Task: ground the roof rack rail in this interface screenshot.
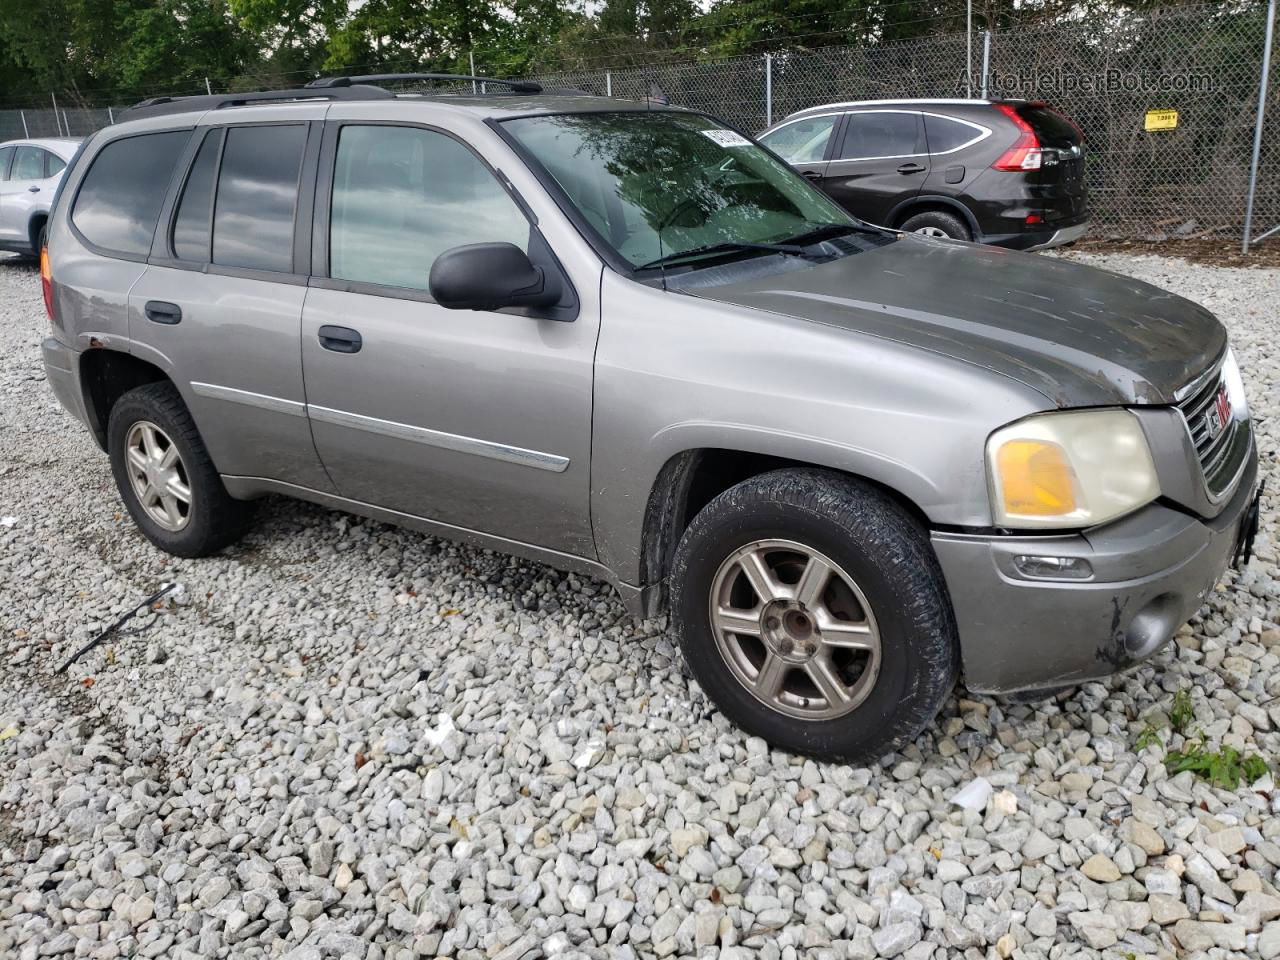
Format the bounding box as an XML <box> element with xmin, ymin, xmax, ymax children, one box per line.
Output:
<box><xmin>117</xmin><ymin>84</ymin><xmax>393</xmax><ymax>121</ymax></box>
<box><xmin>306</xmin><ymin>73</ymin><xmax>543</xmax><ymax>94</ymax></box>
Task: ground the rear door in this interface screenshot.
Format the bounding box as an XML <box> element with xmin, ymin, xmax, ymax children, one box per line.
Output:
<box><xmin>820</xmin><ymin>110</ymin><xmax>928</xmax><ymax>226</ymax></box>
<box><xmin>128</xmin><ymin>108</ymin><xmax>333</xmax><ymax>492</ymax></box>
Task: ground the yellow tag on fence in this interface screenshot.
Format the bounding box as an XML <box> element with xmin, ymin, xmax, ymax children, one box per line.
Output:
<box><xmin>1144</xmin><ymin>109</ymin><xmax>1178</xmax><ymax>131</ymax></box>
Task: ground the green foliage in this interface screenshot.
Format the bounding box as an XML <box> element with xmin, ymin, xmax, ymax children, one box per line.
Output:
<box><xmin>1134</xmin><ymin>720</ymin><xmax>1163</xmax><ymax>752</ymax></box>
<box><xmin>1169</xmin><ymin>689</ymin><xmax>1195</xmax><ymax>736</ymax></box>
<box><xmin>1165</xmin><ymin>740</ymin><xmax>1271</xmax><ymax>790</ymax></box>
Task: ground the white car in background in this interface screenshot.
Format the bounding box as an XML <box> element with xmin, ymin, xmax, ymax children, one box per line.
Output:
<box><xmin>0</xmin><ymin>138</ymin><xmax>81</xmax><ymax>257</ymax></box>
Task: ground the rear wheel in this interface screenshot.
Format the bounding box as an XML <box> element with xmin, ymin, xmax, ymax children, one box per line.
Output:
<box><xmin>107</xmin><ymin>382</ymin><xmax>254</xmax><ymax>557</ymax></box>
<box><xmin>670</xmin><ymin>469</ymin><xmax>959</xmax><ymax>763</ymax></box>
<box><xmin>901</xmin><ymin>210</ymin><xmax>971</xmax><ymax>241</ymax></box>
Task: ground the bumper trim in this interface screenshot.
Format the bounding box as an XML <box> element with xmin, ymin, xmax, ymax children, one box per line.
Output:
<box><xmin>1025</xmin><ymin>221</ymin><xmax>1090</xmax><ymax>251</ymax></box>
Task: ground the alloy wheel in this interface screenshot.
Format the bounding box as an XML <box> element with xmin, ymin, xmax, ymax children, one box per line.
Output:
<box><xmin>124</xmin><ymin>421</ymin><xmax>191</xmax><ymax>532</ymax></box>
<box><xmin>914</xmin><ymin>226</ymin><xmax>950</xmax><ymax>238</ymax></box>
<box><xmin>708</xmin><ymin>539</ymin><xmax>881</xmax><ymax>720</ymax></box>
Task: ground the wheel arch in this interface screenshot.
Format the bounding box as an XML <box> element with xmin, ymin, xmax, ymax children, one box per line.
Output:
<box><xmin>637</xmin><ymin>445</ymin><xmax>936</xmax><ymax>614</ymax></box>
<box><xmin>888</xmin><ymin>194</ymin><xmax>980</xmax><ymax>237</ymax></box>
<box><xmin>27</xmin><ymin>210</ymin><xmax>49</xmax><ymax>252</ymax></box>
<box><xmin>78</xmin><ymin>349</ymin><xmax>172</xmax><ymax>450</ymax></box>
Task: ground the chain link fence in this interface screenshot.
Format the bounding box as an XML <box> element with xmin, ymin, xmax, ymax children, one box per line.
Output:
<box><xmin>1</xmin><ymin>3</ymin><xmax>1273</xmax><ymax>244</ymax></box>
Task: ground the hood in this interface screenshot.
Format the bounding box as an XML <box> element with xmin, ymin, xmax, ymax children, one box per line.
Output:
<box><xmin>684</xmin><ymin>236</ymin><xmax>1226</xmax><ymax>406</ymax></box>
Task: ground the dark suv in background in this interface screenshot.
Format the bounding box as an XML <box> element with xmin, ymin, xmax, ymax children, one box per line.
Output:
<box><xmin>759</xmin><ymin>98</ymin><xmax>1088</xmax><ymax>250</ymax></box>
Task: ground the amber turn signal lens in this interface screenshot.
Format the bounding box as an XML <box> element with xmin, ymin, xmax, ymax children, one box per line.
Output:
<box><xmin>995</xmin><ymin>439</ymin><xmax>1077</xmax><ymax>516</ymax></box>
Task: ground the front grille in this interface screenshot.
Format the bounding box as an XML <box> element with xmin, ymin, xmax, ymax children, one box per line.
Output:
<box><xmin>1175</xmin><ymin>357</ymin><xmax>1247</xmax><ymax>497</ymax></box>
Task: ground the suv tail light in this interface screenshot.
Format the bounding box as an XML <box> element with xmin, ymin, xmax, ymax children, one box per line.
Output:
<box><xmin>992</xmin><ymin>104</ymin><xmax>1043</xmax><ymax>171</ymax></box>
<box><xmin>40</xmin><ymin>241</ymin><xmax>54</xmax><ymax>323</ymax></box>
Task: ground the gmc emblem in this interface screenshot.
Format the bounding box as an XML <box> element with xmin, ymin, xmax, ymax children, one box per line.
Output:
<box><xmin>1204</xmin><ymin>386</ymin><xmax>1232</xmax><ymax>439</ymax></box>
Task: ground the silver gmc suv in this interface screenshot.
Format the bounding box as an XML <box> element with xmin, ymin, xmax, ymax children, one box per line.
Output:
<box><xmin>41</xmin><ymin>75</ymin><xmax>1260</xmax><ymax>762</ymax></box>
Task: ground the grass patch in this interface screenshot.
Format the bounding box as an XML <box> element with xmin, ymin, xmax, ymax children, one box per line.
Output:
<box><xmin>1135</xmin><ymin>720</ymin><xmax>1164</xmax><ymax>751</ymax></box>
<box><xmin>1165</xmin><ymin>740</ymin><xmax>1270</xmax><ymax>790</ymax></box>
<box><xmin>1169</xmin><ymin>690</ymin><xmax>1196</xmax><ymax>736</ymax></box>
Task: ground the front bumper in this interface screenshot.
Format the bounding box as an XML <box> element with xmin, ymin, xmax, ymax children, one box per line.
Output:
<box><xmin>933</xmin><ymin>441</ymin><xmax>1259</xmax><ymax>694</ymax></box>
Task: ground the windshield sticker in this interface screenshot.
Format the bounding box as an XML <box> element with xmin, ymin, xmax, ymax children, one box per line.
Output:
<box><xmin>701</xmin><ymin>129</ymin><xmax>752</xmax><ymax>148</ymax></box>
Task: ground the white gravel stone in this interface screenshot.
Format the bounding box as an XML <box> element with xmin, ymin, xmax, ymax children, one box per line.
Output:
<box><xmin>1</xmin><ymin>251</ymin><xmax>1278</xmax><ymax>959</ymax></box>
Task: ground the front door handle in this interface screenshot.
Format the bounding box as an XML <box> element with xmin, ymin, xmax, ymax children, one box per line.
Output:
<box><xmin>897</xmin><ymin>163</ymin><xmax>926</xmax><ymax>175</ymax></box>
<box><xmin>318</xmin><ymin>325</ymin><xmax>362</xmax><ymax>354</ymax></box>
<box><xmin>27</xmin><ymin>185</ymin><xmax>40</xmax><ymax>193</ymax></box>
<box><xmin>144</xmin><ymin>300</ymin><xmax>182</xmax><ymax>324</ymax></box>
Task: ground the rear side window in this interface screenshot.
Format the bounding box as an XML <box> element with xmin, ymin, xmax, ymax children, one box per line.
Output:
<box><xmin>924</xmin><ymin>115</ymin><xmax>985</xmax><ymax>154</ymax></box>
<box><xmin>12</xmin><ymin>146</ymin><xmax>46</xmax><ymax>180</ymax></box>
<box><xmin>45</xmin><ymin>152</ymin><xmax>66</xmax><ymax>177</ymax></box>
<box><xmin>0</xmin><ymin>146</ymin><xmax>12</xmax><ymax>180</ymax></box>
<box><xmin>212</xmin><ymin>124</ymin><xmax>305</xmax><ymax>273</ymax></box>
<box><xmin>72</xmin><ymin>131</ymin><xmax>190</xmax><ymax>256</ymax></box>
<box><xmin>837</xmin><ymin>112</ymin><xmax>923</xmax><ymax>160</ymax></box>
<box><xmin>171</xmin><ymin>129</ymin><xmax>221</xmax><ymax>261</ymax></box>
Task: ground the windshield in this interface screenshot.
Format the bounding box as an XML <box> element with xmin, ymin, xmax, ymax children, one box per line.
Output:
<box><xmin>503</xmin><ymin>111</ymin><xmax>860</xmax><ymax>270</ymax></box>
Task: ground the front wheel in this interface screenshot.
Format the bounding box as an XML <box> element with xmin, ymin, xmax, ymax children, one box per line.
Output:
<box><xmin>670</xmin><ymin>469</ymin><xmax>958</xmax><ymax>763</ymax></box>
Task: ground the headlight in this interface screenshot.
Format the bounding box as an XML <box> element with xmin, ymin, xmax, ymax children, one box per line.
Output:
<box><xmin>1222</xmin><ymin>347</ymin><xmax>1248</xmax><ymax>421</ymax></box>
<box><xmin>987</xmin><ymin>409</ymin><xmax>1159</xmax><ymax>528</ymax></box>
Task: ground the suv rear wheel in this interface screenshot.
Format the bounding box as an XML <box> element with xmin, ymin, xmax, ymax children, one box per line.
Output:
<box><xmin>670</xmin><ymin>469</ymin><xmax>958</xmax><ymax>763</ymax></box>
<box><xmin>107</xmin><ymin>382</ymin><xmax>254</xmax><ymax>557</ymax></box>
<box><xmin>901</xmin><ymin>209</ymin><xmax>971</xmax><ymax>241</ymax></box>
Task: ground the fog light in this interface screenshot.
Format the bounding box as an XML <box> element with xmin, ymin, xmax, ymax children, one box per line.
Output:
<box><xmin>1012</xmin><ymin>555</ymin><xmax>1093</xmax><ymax>580</ymax></box>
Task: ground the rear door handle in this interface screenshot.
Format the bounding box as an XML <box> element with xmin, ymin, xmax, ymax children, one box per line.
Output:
<box><xmin>27</xmin><ymin>186</ymin><xmax>40</xmax><ymax>193</ymax></box>
<box><xmin>897</xmin><ymin>163</ymin><xmax>926</xmax><ymax>175</ymax></box>
<box><xmin>144</xmin><ymin>300</ymin><xmax>182</xmax><ymax>324</ymax></box>
<box><xmin>318</xmin><ymin>325</ymin><xmax>362</xmax><ymax>354</ymax></box>
<box><xmin>801</xmin><ymin>170</ymin><xmax>823</xmax><ymax>181</ymax></box>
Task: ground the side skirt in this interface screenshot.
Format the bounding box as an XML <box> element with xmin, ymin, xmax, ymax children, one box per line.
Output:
<box><xmin>220</xmin><ymin>474</ymin><xmax>654</xmax><ymax>617</ymax></box>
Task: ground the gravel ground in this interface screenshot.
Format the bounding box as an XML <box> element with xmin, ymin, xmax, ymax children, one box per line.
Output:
<box><xmin>1</xmin><ymin>250</ymin><xmax>1279</xmax><ymax>960</ymax></box>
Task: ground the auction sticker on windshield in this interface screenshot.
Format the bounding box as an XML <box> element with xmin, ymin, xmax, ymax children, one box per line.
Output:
<box><xmin>701</xmin><ymin>129</ymin><xmax>752</xmax><ymax>147</ymax></box>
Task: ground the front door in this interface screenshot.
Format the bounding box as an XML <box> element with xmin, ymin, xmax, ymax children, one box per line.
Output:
<box><xmin>300</xmin><ymin>119</ymin><xmax>598</xmax><ymax>558</ymax></box>
<box><xmin>820</xmin><ymin>110</ymin><xmax>929</xmax><ymax>227</ymax></box>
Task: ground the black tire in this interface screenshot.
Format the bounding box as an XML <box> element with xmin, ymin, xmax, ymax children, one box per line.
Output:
<box><xmin>107</xmin><ymin>381</ymin><xmax>254</xmax><ymax>557</ymax></box>
<box><xmin>900</xmin><ymin>209</ymin><xmax>971</xmax><ymax>241</ymax></box>
<box><xmin>670</xmin><ymin>469</ymin><xmax>958</xmax><ymax>763</ymax></box>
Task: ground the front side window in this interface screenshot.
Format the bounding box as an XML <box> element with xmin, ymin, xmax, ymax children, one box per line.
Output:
<box><xmin>837</xmin><ymin>112</ymin><xmax>923</xmax><ymax>160</ymax></box>
<box><xmin>213</xmin><ymin>124</ymin><xmax>306</xmax><ymax>273</ymax></box>
<box><xmin>504</xmin><ymin>111</ymin><xmax>856</xmax><ymax>269</ymax></box>
<box><xmin>760</xmin><ymin>115</ymin><xmax>837</xmax><ymax>164</ymax></box>
<box><xmin>329</xmin><ymin>125</ymin><xmax>529</xmax><ymax>291</ymax></box>
<box><xmin>72</xmin><ymin>130</ymin><xmax>190</xmax><ymax>256</ymax></box>
<box><xmin>12</xmin><ymin>146</ymin><xmax>47</xmax><ymax>180</ymax></box>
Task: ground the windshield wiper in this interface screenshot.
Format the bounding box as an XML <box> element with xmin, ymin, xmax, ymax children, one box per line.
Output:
<box><xmin>784</xmin><ymin>220</ymin><xmax>892</xmax><ymax>245</ymax></box>
<box><xmin>636</xmin><ymin>240</ymin><xmax>814</xmax><ymax>272</ymax></box>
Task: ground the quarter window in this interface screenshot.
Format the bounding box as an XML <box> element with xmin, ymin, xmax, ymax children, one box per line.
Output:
<box><xmin>45</xmin><ymin>152</ymin><xmax>66</xmax><ymax>177</ymax></box>
<box><xmin>761</xmin><ymin>115</ymin><xmax>837</xmax><ymax>164</ymax></box>
<box><xmin>0</xmin><ymin>146</ymin><xmax>13</xmax><ymax>180</ymax></box>
<box><xmin>72</xmin><ymin>130</ymin><xmax>190</xmax><ymax>256</ymax></box>
<box><xmin>12</xmin><ymin>146</ymin><xmax>47</xmax><ymax>180</ymax></box>
<box><xmin>837</xmin><ymin>112</ymin><xmax>923</xmax><ymax>160</ymax></box>
<box><xmin>329</xmin><ymin>125</ymin><xmax>529</xmax><ymax>291</ymax></box>
<box><xmin>212</xmin><ymin>124</ymin><xmax>306</xmax><ymax>273</ymax></box>
<box><xmin>924</xmin><ymin>115</ymin><xmax>984</xmax><ymax>154</ymax></box>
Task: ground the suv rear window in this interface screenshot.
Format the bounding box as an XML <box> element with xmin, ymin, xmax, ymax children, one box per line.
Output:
<box><xmin>837</xmin><ymin>112</ymin><xmax>923</xmax><ymax>160</ymax></box>
<box><xmin>212</xmin><ymin>124</ymin><xmax>305</xmax><ymax>273</ymax></box>
<box><xmin>1016</xmin><ymin>105</ymin><xmax>1081</xmax><ymax>147</ymax></box>
<box><xmin>72</xmin><ymin>131</ymin><xmax>190</xmax><ymax>256</ymax></box>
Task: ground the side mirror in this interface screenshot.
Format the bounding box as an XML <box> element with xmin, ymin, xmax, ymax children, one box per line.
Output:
<box><xmin>428</xmin><ymin>242</ymin><xmax>560</xmax><ymax>312</ymax></box>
